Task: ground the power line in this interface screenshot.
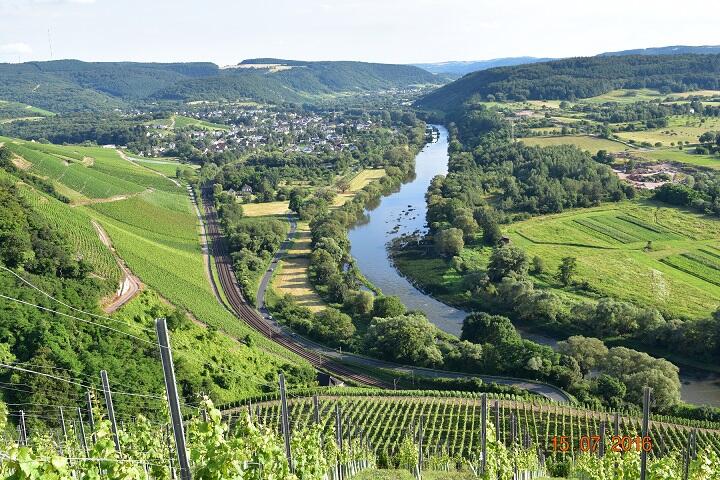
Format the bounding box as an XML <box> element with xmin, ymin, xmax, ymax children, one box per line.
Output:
<box><xmin>0</xmin><ymin>362</ymin><xmax>91</xmax><ymax>389</ymax></box>
<box><xmin>0</xmin><ymin>265</ymin><xmax>155</xmax><ymax>334</ymax></box>
<box><xmin>0</xmin><ymin>294</ymin><xmax>156</xmax><ymax>347</ymax></box>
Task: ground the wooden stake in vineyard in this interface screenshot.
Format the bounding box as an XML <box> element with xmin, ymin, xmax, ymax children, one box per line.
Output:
<box><xmin>640</xmin><ymin>386</ymin><xmax>651</xmax><ymax>480</ymax></box>
<box><xmin>278</xmin><ymin>372</ymin><xmax>293</xmax><ymax>472</ymax></box>
<box><xmin>156</xmin><ymin>318</ymin><xmax>192</xmax><ymax>480</ymax></box>
<box><xmin>100</xmin><ymin>370</ymin><xmax>121</xmax><ymax>453</ymax></box>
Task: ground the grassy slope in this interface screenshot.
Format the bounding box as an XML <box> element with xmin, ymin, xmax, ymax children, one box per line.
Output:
<box><xmin>397</xmin><ymin>201</ymin><xmax>720</xmax><ymax>320</ymax></box>
<box><xmin>519</xmin><ymin>136</ymin><xmax>631</xmax><ymax>154</ymax></box>
<box><xmin>2</xmin><ymin>138</ymin><xmax>313</xmax><ymax>398</ymax></box>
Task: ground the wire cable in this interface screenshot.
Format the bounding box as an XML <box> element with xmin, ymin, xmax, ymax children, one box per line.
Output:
<box><xmin>0</xmin><ymin>294</ymin><xmax>156</xmax><ymax>347</ymax></box>
<box><xmin>0</xmin><ymin>265</ymin><xmax>155</xmax><ymax>334</ymax></box>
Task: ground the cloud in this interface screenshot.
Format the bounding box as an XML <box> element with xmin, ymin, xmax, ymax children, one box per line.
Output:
<box><xmin>0</xmin><ymin>42</ymin><xmax>32</xmax><ymax>55</ymax></box>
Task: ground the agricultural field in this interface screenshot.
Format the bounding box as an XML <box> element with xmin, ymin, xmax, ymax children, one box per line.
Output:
<box><xmin>273</xmin><ymin>222</ymin><xmax>326</xmax><ymax>312</ymax></box>
<box><xmin>173</xmin><ymin>114</ymin><xmax>230</xmax><ymax>131</ymax></box>
<box><xmin>519</xmin><ymin>136</ymin><xmax>631</xmax><ymax>154</ymax></box>
<box><xmin>238</xmin><ymin>393</ymin><xmax>720</xmax><ymax>459</ymax></box>
<box><xmin>333</xmin><ymin>168</ymin><xmax>386</xmax><ymax>206</ymax></box>
<box><xmin>636</xmin><ymin>148</ymin><xmax>720</xmax><ymax>169</ymax></box>
<box><xmin>76</xmin><ymin>186</ymin><xmax>307</xmax><ymax>371</ymax></box>
<box><xmin>242</xmin><ymin>200</ymin><xmax>290</xmax><ymax>217</ymax></box>
<box><xmin>119</xmin><ymin>150</ymin><xmax>191</xmax><ymax>177</ymax></box>
<box><xmin>0</xmin><ymin>137</ymin><xmax>182</xmax><ymax>201</ymax></box>
<box><xmin>397</xmin><ymin>201</ymin><xmax>720</xmax><ymax>320</ymax></box>
<box><xmin>506</xmin><ymin>202</ymin><xmax>720</xmax><ymax>318</ymax></box>
<box><xmin>578</xmin><ymin>89</ymin><xmax>670</xmax><ymax>105</ymax></box>
<box><xmin>615</xmin><ymin>115</ymin><xmax>720</xmax><ymax>146</ymax></box>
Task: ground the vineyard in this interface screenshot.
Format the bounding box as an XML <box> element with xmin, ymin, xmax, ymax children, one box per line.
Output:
<box><xmin>0</xmin><ymin>137</ymin><xmax>181</xmax><ymax>201</ymax></box>
<box><xmin>233</xmin><ymin>393</ymin><xmax>720</xmax><ymax>461</ymax></box>
<box><xmin>2</xmin><ymin>387</ymin><xmax>720</xmax><ymax>479</ymax></box>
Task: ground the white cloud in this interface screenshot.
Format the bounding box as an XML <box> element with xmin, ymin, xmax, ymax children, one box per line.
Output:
<box><xmin>0</xmin><ymin>42</ymin><xmax>32</xmax><ymax>55</ymax></box>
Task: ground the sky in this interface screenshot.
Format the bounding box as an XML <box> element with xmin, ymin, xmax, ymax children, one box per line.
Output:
<box><xmin>1</xmin><ymin>0</ymin><xmax>720</xmax><ymax>65</ymax></box>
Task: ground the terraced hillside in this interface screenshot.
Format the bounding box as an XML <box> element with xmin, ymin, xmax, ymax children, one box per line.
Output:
<box><xmin>0</xmin><ymin>137</ymin><xmax>316</xmax><ymax>402</ymax></box>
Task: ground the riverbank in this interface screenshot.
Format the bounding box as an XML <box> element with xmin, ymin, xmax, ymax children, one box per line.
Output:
<box><xmin>348</xmin><ymin>125</ymin><xmax>720</xmax><ymax>408</ymax></box>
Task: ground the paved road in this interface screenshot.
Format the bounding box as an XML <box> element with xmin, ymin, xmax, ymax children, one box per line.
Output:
<box><xmin>252</xmin><ymin>214</ymin><xmax>571</xmax><ymax>403</ymax></box>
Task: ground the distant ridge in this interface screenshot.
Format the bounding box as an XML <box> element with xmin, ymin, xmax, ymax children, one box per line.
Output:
<box><xmin>0</xmin><ymin>58</ymin><xmax>443</xmax><ymax>113</ymax></box>
<box><xmin>417</xmin><ymin>53</ymin><xmax>720</xmax><ymax>112</ymax></box>
<box><xmin>412</xmin><ymin>57</ymin><xmax>555</xmax><ymax>76</ymax></box>
<box><xmin>599</xmin><ymin>45</ymin><xmax>720</xmax><ymax>56</ymax></box>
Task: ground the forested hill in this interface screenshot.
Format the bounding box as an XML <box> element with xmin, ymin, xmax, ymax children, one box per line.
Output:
<box><xmin>0</xmin><ymin>59</ymin><xmax>442</xmax><ymax>113</ymax></box>
<box><xmin>417</xmin><ymin>54</ymin><xmax>720</xmax><ymax>112</ymax></box>
<box><xmin>599</xmin><ymin>45</ymin><xmax>720</xmax><ymax>56</ymax></box>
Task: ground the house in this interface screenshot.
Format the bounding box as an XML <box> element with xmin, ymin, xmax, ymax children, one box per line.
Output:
<box><xmin>240</xmin><ymin>184</ymin><xmax>253</xmax><ymax>195</ymax></box>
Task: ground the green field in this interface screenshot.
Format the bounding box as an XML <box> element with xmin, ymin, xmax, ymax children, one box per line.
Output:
<box><xmin>519</xmin><ymin>136</ymin><xmax>631</xmax><ymax>154</ymax></box>
<box><xmin>1</xmin><ymin>137</ymin><xmax>181</xmax><ymax>200</ymax></box>
<box><xmin>579</xmin><ymin>89</ymin><xmax>671</xmax><ymax>105</ymax></box>
<box><xmin>173</xmin><ymin>114</ymin><xmax>230</xmax><ymax>131</ymax></box>
<box><xmin>615</xmin><ymin>115</ymin><xmax>720</xmax><ymax>146</ymax></box>
<box><xmin>397</xmin><ymin>202</ymin><xmax>720</xmax><ymax>320</ymax></box>
<box><xmin>637</xmin><ymin>148</ymin><xmax>720</xmax><ymax>169</ymax></box>
<box><xmin>1</xmin><ymin>137</ymin><xmax>313</xmax><ymax>399</ymax></box>
<box><xmin>505</xmin><ymin>202</ymin><xmax>720</xmax><ymax>318</ymax></box>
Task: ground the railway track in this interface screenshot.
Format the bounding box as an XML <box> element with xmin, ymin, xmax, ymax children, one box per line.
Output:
<box><xmin>200</xmin><ymin>186</ymin><xmax>388</xmax><ymax>388</ymax></box>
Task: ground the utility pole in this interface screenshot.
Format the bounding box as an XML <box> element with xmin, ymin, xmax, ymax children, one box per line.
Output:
<box><xmin>279</xmin><ymin>373</ymin><xmax>293</xmax><ymax>472</ymax></box>
<box><xmin>156</xmin><ymin>318</ymin><xmax>192</xmax><ymax>480</ymax></box>
<box><xmin>100</xmin><ymin>370</ymin><xmax>121</xmax><ymax>453</ymax></box>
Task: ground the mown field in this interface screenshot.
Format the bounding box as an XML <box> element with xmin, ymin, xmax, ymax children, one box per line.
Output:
<box><xmin>272</xmin><ymin>222</ymin><xmax>325</xmax><ymax>312</ymax></box>
<box><xmin>519</xmin><ymin>136</ymin><xmax>630</xmax><ymax>154</ymax></box>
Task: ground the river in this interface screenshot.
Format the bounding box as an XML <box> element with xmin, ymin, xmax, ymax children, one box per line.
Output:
<box><xmin>348</xmin><ymin>124</ymin><xmax>720</xmax><ymax>407</ymax></box>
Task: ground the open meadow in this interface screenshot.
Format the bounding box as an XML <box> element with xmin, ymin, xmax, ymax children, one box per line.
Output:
<box><xmin>615</xmin><ymin>115</ymin><xmax>720</xmax><ymax>146</ymax></box>
<box><xmin>272</xmin><ymin>222</ymin><xmax>326</xmax><ymax>312</ymax></box>
<box><xmin>519</xmin><ymin>135</ymin><xmax>631</xmax><ymax>154</ymax></box>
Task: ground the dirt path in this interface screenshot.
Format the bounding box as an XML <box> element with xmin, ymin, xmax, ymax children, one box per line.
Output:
<box><xmin>92</xmin><ymin>220</ymin><xmax>143</xmax><ymax>313</ymax></box>
<box><xmin>115</xmin><ymin>149</ymin><xmax>181</xmax><ymax>187</ymax></box>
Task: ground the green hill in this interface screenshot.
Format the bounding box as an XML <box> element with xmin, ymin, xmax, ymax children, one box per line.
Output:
<box><xmin>417</xmin><ymin>54</ymin><xmax>720</xmax><ymax>112</ymax></box>
<box><xmin>0</xmin><ymin>59</ymin><xmax>442</xmax><ymax>112</ymax></box>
